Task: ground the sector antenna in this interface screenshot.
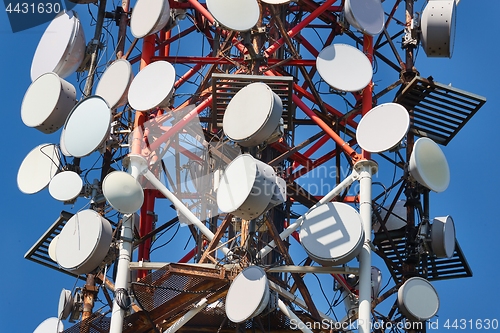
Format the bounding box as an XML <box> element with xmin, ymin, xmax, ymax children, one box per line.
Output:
<box><xmin>19</xmin><ymin>1</ymin><xmax>485</xmax><ymax>333</ymax></box>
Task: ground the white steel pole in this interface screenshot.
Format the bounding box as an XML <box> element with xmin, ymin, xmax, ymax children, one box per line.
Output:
<box><xmin>258</xmin><ymin>170</ymin><xmax>359</xmax><ymax>258</ymax></box>
<box><xmin>277</xmin><ymin>299</ymin><xmax>314</xmax><ymax>333</ymax></box>
<box><xmin>128</xmin><ymin>154</ymin><xmax>231</xmax><ymax>256</ymax></box>
<box><xmin>109</xmin><ymin>214</ymin><xmax>135</xmax><ymax>333</ymax></box>
<box><xmin>164</xmin><ymin>298</ymin><xmax>208</xmax><ymax>333</ymax></box>
<box><xmin>355</xmin><ymin>160</ymin><xmax>378</xmax><ymax>333</ymax></box>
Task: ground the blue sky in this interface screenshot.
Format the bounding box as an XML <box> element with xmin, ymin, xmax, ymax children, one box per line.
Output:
<box><xmin>1</xmin><ymin>1</ymin><xmax>499</xmax><ymax>332</ymax></box>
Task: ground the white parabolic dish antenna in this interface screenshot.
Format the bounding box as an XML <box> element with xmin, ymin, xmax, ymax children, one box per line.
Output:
<box><xmin>31</xmin><ymin>11</ymin><xmax>86</xmax><ymax>81</ymax></box>
<box><xmin>55</xmin><ymin>209</ymin><xmax>113</xmax><ymax>275</ymax></box>
<box><xmin>48</xmin><ymin>234</ymin><xmax>60</xmax><ymax>262</ymax></box>
<box><xmin>398</xmin><ymin>277</ymin><xmax>439</xmax><ymax>322</ymax></box>
<box><xmin>62</xmin><ymin>96</ymin><xmax>112</xmax><ymax>158</ymax></box>
<box><xmin>344</xmin><ymin>0</ymin><xmax>385</xmax><ymax>36</ymax></box>
<box><xmin>206</xmin><ymin>0</ymin><xmax>260</xmax><ymax>32</ymax></box>
<box><xmin>17</xmin><ymin>144</ymin><xmax>60</xmax><ymax>194</ymax></box>
<box><xmin>217</xmin><ymin>154</ymin><xmax>276</xmax><ymax>220</ymax></box>
<box><xmin>95</xmin><ymin>59</ymin><xmax>134</xmax><ymax>109</ymax></box>
<box><xmin>421</xmin><ymin>0</ymin><xmax>456</xmax><ymax>57</ymax></box>
<box><xmin>49</xmin><ymin>171</ymin><xmax>83</xmax><ymax>202</ymax></box>
<box><xmin>130</xmin><ymin>0</ymin><xmax>171</xmax><ymax>38</ymax></box>
<box><xmin>102</xmin><ymin>171</ymin><xmax>144</xmax><ymax>214</ymax></box>
<box><xmin>58</xmin><ymin>289</ymin><xmax>74</xmax><ymax>320</ymax></box>
<box><xmin>128</xmin><ymin>60</ymin><xmax>176</xmax><ymax>111</ymax></box>
<box><xmin>299</xmin><ymin>202</ymin><xmax>364</xmax><ymax>265</ymax></box>
<box><xmin>431</xmin><ymin>215</ymin><xmax>455</xmax><ymax>258</ymax></box>
<box><xmin>409</xmin><ymin>137</ymin><xmax>450</xmax><ymax>193</ymax></box>
<box><xmin>21</xmin><ymin>72</ymin><xmax>76</xmax><ymax>134</ymax></box>
<box><xmin>223</xmin><ymin>82</ymin><xmax>283</xmax><ymax>147</ymax></box>
<box><xmin>316</xmin><ymin>44</ymin><xmax>373</xmax><ymax>92</ymax></box>
<box><xmin>32</xmin><ymin>317</ymin><xmax>64</xmax><ymax>333</ymax></box>
<box><xmin>225</xmin><ymin>266</ymin><xmax>270</xmax><ymax>323</ymax></box>
<box><xmin>356</xmin><ymin>103</ymin><xmax>410</xmax><ymax>153</ymax></box>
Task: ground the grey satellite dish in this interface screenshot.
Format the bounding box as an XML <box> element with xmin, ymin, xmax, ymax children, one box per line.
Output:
<box><xmin>225</xmin><ymin>266</ymin><xmax>270</xmax><ymax>323</ymax></box>
<box><xmin>58</xmin><ymin>289</ymin><xmax>74</xmax><ymax>320</ymax></box>
<box><xmin>409</xmin><ymin>137</ymin><xmax>450</xmax><ymax>193</ymax></box>
<box><xmin>128</xmin><ymin>60</ymin><xmax>176</xmax><ymax>111</ymax></box>
<box><xmin>206</xmin><ymin>0</ymin><xmax>260</xmax><ymax>32</ymax></box>
<box><xmin>398</xmin><ymin>277</ymin><xmax>439</xmax><ymax>322</ymax></box>
<box><xmin>316</xmin><ymin>44</ymin><xmax>373</xmax><ymax>92</ymax></box>
<box><xmin>373</xmin><ymin>200</ymin><xmax>407</xmax><ymax>233</ymax></box>
<box><xmin>223</xmin><ymin>82</ymin><xmax>283</xmax><ymax>147</ymax></box>
<box><xmin>21</xmin><ymin>72</ymin><xmax>76</xmax><ymax>134</ymax></box>
<box><xmin>344</xmin><ymin>0</ymin><xmax>385</xmax><ymax>36</ymax></box>
<box><xmin>17</xmin><ymin>144</ymin><xmax>60</xmax><ymax>194</ymax></box>
<box><xmin>217</xmin><ymin>154</ymin><xmax>277</xmax><ymax>220</ymax></box>
<box><xmin>49</xmin><ymin>171</ymin><xmax>83</xmax><ymax>202</ymax></box>
<box><xmin>130</xmin><ymin>0</ymin><xmax>171</xmax><ymax>38</ymax></box>
<box><xmin>421</xmin><ymin>0</ymin><xmax>457</xmax><ymax>57</ymax></box>
<box><xmin>32</xmin><ymin>317</ymin><xmax>64</xmax><ymax>333</ymax></box>
<box><xmin>102</xmin><ymin>171</ymin><xmax>144</xmax><ymax>214</ymax></box>
<box><xmin>356</xmin><ymin>103</ymin><xmax>410</xmax><ymax>153</ymax></box>
<box><xmin>299</xmin><ymin>202</ymin><xmax>364</xmax><ymax>265</ymax></box>
<box><xmin>55</xmin><ymin>209</ymin><xmax>113</xmax><ymax>275</ymax></box>
<box><xmin>95</xmin><ymin>59</ymin><xmax>134</xmax><ymax>109</ymax></box>
<box><xmin>31</xmin><ymin>11</ymin><xmax>86</xmax><ymax>81</ymax></box>
<box><xmin>431</xmin><ymin>215</ymin><xmax>455</xmax><ymax>258</ymax></box>
<box><xmin>62</xmin><ymin>96</ymin><xmax>112</xmax><ymax>158</ymax></box>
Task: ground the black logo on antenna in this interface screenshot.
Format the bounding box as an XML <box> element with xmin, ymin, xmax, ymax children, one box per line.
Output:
<box><xmin>3</xmin><ymin>0</ymin><xmax>77</xmax><ymax>33</ymax></box>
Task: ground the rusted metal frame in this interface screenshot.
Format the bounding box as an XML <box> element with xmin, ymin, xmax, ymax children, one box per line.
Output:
<box><xmin>381</xmin><ymin>28</ymin><xmax>405</xmax><ymax>69</ymax></box>
<box><xmin>268</xmin><ymin>131</ymin><xmax>325</xmax><ymax>166</ymax></box>
<box><xmin>148</xmin><ymin>281</ymin><xmax>228</xmax><ymax>325</ymax></box>
<box><xmin>373</xmin><ymin>78</ymin><xmax>403</xmax><ymax>102</ymax></box>
<box><xmin>289</xmin><ymin>257</ymin><xmax>313</xmax><ymax>294</ymax></box>
<box><xmin>264</xmin><ymin>0</ymin><xmax>338</xmax><ymax>58</ymax></box>
<box><xmin>115</xmin><ymin>0</ymin><xmax>129</xmax><ymax>58</ymax></box>
<box><xmin>157</xmin><ymin>289</ymin><xmax>230</xmax><ymax>332</ymax></box>
<box><xmin>199</xmin><ymin>214</ymin><xmax>233</xmax><ymax>264</ymax></box>
<box><xmin>126</xmin><ymin>280</ymin><xmax>228</xmax><ymax>333</ymax></box>
<box><xmin>263</xmin><ymin>218</ymin><xmax>321</xmax><ymax>320</ymax></box>
<box><xmin>289</xmin><ymin>139</ymin><xmax>355</xmax><ymax>182</ymax></box>
<box><xmin>376</xmin><ymin>29</ymin><xmax>405</xmax><ymax>50</ymax></box>
<box><xmin>168</xmin><ymin>263</ymin><xmax>226</xmax><ymax>280</ymax></box>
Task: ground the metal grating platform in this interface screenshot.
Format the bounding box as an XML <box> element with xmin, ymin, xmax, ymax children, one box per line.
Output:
<box><xmin>395</xmin><ymin>76</ymin><xmax>486</xmax><ymax>145</ymax></box>
<box><xmin>211</xmin><ymin>73</ymin><xmax>295</xmax><ymax>131</ymax></box>
<box><xmin>373</xmin><ymin>229</ymin><xmax>473</xmax><ymax>283</ymax></box>
<box><xmin>24</xmin><ymin>211</ymin><xmax>80</xmax><ymax>278</ymax></box>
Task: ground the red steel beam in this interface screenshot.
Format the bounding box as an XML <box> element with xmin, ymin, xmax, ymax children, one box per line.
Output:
<box><xmin>264</xmin><ymin>0</ymin><xmax>338</xmax><ymax>58</ymax></box>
